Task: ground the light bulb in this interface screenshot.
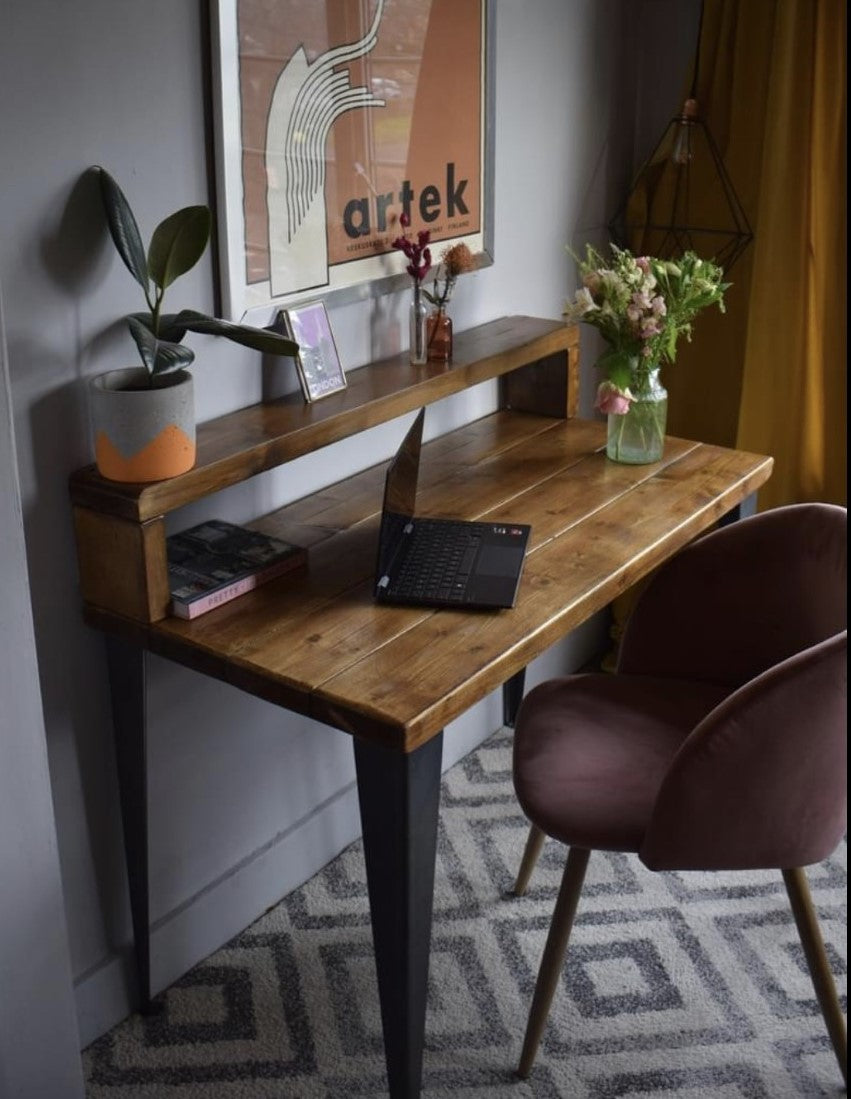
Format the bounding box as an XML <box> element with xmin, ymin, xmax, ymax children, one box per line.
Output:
<box><xmin>671</xmin><ymin>99</ymin><xmax>698</xmax><ymax>166</ymax></box>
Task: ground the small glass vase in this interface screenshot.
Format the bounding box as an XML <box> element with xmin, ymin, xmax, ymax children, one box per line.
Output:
<box><xmin>426</xmin><ymin>308</ymin><xmax>453</xmax><ymax>363</ymax></box>
<box><xmin>606</xmin><ymin>366</ymin><xmax>668</xmax><ymax>464</ymax></box>
<box><xmin>409</xmin><ymin>286</ymin><xmax>428</xmax><ymax>365</ymax></box>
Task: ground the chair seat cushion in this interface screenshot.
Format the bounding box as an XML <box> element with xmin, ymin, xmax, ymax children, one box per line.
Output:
<box><xmin>513</xmin><ymin>674</ymin><xmax>730</xmax><ymax>852</ymax></box>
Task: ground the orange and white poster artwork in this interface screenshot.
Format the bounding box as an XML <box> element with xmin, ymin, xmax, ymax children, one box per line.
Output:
<box><xmin>213</xmin><ymin>0</ymin><xmax>490</xmax><ymax>320</ymax></box>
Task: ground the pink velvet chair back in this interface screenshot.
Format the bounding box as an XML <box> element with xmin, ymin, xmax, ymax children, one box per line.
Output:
<box><xmin>618</xmin><ymin>503</ymin><xmax>847</xmax><ymax>689</ymax></box>
<box><xmin>621</xmin><ymin>503</ymin><xmax>847</xmax><ymax>872</ymax></box>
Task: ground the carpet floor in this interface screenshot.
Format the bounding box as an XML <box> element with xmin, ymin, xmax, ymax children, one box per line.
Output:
<box><xmin>83</xmin><ymin>727</ymin><xmax>847</xmax><ymax>1098</ymax></box>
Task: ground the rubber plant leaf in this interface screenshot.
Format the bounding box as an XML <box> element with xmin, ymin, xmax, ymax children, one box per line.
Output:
<box><xmin>97</xmin><ymin>167</ymin><xmax>149</xmax><ymax>291</ymax></box>
<box><xmin>174</xmin><ymin>310</ymin><xmax>299</xmax><ymax>357</ymax></box>
<box><xmin>130</xmin><ymin>312</ymin><xmax>189</xmax><ymax>345</ymax></box>
<box><xmin>128</xmin><ymin>316</ymin><xmax>195</xmax><ymax>377</ymax></box>
<box><xmin>147</xmin><ymin>206</ymin><xmax>211</xmax><ymax>291</ymax></box>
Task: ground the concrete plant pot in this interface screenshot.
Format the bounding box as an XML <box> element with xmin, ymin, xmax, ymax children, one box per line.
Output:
<box><xmin>89</xmin><ymin>367</ymin><xmax>196</xmax><ymax>482</ymax></box>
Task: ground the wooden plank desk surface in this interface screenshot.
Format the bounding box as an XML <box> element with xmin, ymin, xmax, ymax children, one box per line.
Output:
<box><xmin>87</xmin><ymin>410</ymin><xmax>774</xmax><ymax>752</ymax></box>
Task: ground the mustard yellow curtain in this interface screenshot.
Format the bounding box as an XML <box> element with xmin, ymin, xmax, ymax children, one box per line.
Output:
<box><xmin>605</xmin><ymin>1</ymin><xmax>845</xmax><ymax>667</ymax></box>
<box><xmin>734</xmin><ymin>0</ymin><xmax>846</xmax><ymax>507</ymax></box>
<box><xmin>668</xmin><ymin>0</ymin><xmax>846</xmax><ymax>508</ymax></box>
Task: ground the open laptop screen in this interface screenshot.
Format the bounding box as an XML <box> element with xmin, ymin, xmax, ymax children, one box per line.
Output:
<box><xmin>375</xmin><ymin>410</ymin><xmax>424</xmax><ymax>582</ymax></box>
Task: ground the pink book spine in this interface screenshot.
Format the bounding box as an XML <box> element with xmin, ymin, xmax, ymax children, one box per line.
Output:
<box><xmin>171</xmin><ymin>554</ymin><xmax>304</xmax><ymax>620</ymax></box>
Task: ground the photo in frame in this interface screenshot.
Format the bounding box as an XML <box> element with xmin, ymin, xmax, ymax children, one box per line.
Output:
<box><xmin>211</xmin><ymin>0</ymin><xmax>493</xmax><ymax>321</ymax></box>
<box><xmin>281</xmin><ymin>302</ymin><xmax>347</xmax><ymax>402</ymax></box>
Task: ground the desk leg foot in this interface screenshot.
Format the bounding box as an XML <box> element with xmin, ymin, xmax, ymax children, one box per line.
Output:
<box><xmin>354</xmin><ymin>733</ymin><xmax>443</xmax><ymax>1099</ymax></box>
<box><xmin>503</xmin><ymin>668</ymin><xmax>526</xmax><ymax>728</ymax></box>
<box><xmin>105</xmin><ymin>636</ymin><xmax>153</xmax><ymax>1013</ymax></box>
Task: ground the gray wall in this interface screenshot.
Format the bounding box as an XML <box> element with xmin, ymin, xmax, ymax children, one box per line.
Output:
<box><xmin>0</xmin><ymin>287</ymin><xmax>84</xmax><ymax>1099</ymax></box>
<box><xmin>0</xmin><ymin>0</ymin><xmax>698</xmax><ymax>1063</ymax></box>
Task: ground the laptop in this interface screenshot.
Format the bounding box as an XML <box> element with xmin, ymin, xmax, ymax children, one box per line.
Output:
<box><xmin>374</xmin><ymin>409</ymin><xmax>531</xmax><ymax>609</ymax></box>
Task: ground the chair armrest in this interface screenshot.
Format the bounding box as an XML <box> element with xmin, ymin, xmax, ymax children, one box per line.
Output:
<box><xmin>639</xmin><ymin>632</ymin><xmax>847</xmax><ymax>871</ymax></box>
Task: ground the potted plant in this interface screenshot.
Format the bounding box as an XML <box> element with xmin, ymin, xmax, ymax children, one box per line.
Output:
<box><xmin>89</xmin><ymin>166</ymin><xmax>298</xmax><ymax>483</ymax></box>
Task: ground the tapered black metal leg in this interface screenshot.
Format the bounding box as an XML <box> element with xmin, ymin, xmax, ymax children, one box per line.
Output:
<box><xmin>503</xmin><ymin>668</ymin><xmax>526</xmax><ymax>728</ymax></box>
<box><xmin>354</xmin><ymin>732</ymin><xmax>444</xmax><ymax>1099</ymax></box>
<box><xmin>718</xmin><ymin>491</ymin><xmax>758</xmax><ymax>527</ymax></box>
<box><xmin>105</xmin><ymin>636</ymin><xmax>154</xmax><ymax>1013</ymax></box>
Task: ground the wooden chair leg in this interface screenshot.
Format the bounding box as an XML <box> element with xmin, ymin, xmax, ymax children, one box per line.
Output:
<box><xmin>517</xmin><ymin>846</ymin><xmax>591</xmax><ymax>1078</ymax></box>
<box><xmin>514</xmin><ymin>823</ymin><xmax>546</xmax><ymax>896</ymax></box>
<box><xmin>782</xmin><ymin>867</ymin><xmax>847</xmax><ymax>1085</ymax></box>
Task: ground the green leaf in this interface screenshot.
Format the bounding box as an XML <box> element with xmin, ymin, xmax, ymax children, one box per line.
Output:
<box><xmin>152</xmin><ymin>313</ymin><xmax>189</xmax><ymax>343</ymax></box>
<box><xmin>174</xmin><ymin>310</ymin><xmax>299</xmax><ymax>357</ymax></box>
<box><xmin>128</xmin><ymin>311</ymin><xmax>189</xmax><ymax>344</ymax></box>
<box><xmin>147</xmin><ymin>206</ymin><xmax>211</xmax><ymax>290</ymax></box>
<box><xmin>96</xmin><ymin>167</ymin><xmax>149</xmax><ymax>290</ymax></box>
<box><xmin>127</xmin><ymin>316</ymin><xmax>194</xmax><ymax>376</ymax></box>
<box><xmin>596</xmin><ymin>346</ymin><xmax>634</xmax><ymax>390</ymax></box>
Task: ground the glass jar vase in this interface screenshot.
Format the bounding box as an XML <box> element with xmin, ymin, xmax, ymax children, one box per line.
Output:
<box><xmin>606</xmin><ymin>366</ymin><xmax>668</xmax><ymax>464</ymax></box>
<box><xmin>426</xmin><ymin>308</ymin><xmax>453</xmax><ymax>363</ymax></box>
<box><xmin>409</xmin><ymin>285</ymin><xmax>428</xmax><ymax>365</ymax></box>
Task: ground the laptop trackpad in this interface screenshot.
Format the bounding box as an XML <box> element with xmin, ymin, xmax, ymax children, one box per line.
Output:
<box><xmin>477</xmin><ymin>544</ymin><xmax>525</xmax><ymax>577</ymax></box>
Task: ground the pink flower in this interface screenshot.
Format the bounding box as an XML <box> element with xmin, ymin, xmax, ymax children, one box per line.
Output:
<box><xmin>632</xmin><ymin>290</ymin><xmax>653</xmax><ymax>310</ymax></box>
<box><xmin>595</xmin><ymin>380</ymin><xmax>634</xmax><ymax>415</ymax></box>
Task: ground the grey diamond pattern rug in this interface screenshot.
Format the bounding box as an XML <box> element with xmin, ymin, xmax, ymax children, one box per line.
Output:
<box><xmin>83</xmin><ymin>727</ymin><xmax>847</xmax><ymax>1098</ymax></box>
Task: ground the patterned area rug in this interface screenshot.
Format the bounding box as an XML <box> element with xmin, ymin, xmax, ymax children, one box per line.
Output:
<box><xmin>84</xmin><ymin>727</ymin><xmax>847</xmax><ymax>1098</ymax></box>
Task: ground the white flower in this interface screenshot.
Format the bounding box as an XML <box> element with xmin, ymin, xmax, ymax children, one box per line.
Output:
<box><xmin>563</xmin><ymin>286</ymin><xmax>597</xmax><ymax>322</ymax></box>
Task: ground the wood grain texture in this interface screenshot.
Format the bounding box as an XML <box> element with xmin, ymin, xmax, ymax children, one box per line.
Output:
<box><xmin>73</xmin><ymin>508</ymin><xmax>170</xmax><ymax>622</ymax></box>
<box><xmin>81</xmin><ymin>416</ymin><xmax>772</xmax><ymax>751</ymax></box>
<box><xmin>499</xmin><ymin>340</ymin><xmax>579</xmax><ymax>419</ymax></box>
<box><xmin>310</xmin><ymin>443</ymin><xmax>774</xmax><ymax>749</ymax></box>
<box><xmin>69</xmin><ymin>317</ymin><xmax>578</xmax><ymax>523</ymax></box>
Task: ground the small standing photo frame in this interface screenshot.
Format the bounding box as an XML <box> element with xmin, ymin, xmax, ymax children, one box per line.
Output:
<box><xmin>281</xmin><ymin>302</ymin><xmax>347</xmax><ymax>403</ymax></box>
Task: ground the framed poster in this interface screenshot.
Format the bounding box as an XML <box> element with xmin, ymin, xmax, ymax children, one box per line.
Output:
<box><xmin>281</xmin><ymin>302</ymin><xmax>347</xmax><ymax>402</ymax></box>
<box><xmin>211</xmin><ymin>0</ymin><xmax>493</xmax><ymax>321</ymax></box>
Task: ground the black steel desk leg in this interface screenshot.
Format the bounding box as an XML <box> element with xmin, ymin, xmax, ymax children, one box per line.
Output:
<box><xmin>718</xmin><ymin>491</ymin><xmax>758</xmax><ymax>527</ymax></box>
<box><xmin>105</xmin><ymin>636</ymin><xmax>154</xmax><ymax>1013</ymax></box>
<box><xmin>354</xmin><ymin>732</ymin><xmax>444</xmax><ymax>1099</ymax></box>
<box><xmin>503</xmin><ymin>668</ymin><xmax>526</xmax><ymax>728</ymax></box>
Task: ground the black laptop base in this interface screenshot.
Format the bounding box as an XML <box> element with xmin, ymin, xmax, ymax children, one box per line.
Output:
<box><xmin>376</xmin><ymin>517</ymin><xmax>531</xmax><ymax>610</ymax></box>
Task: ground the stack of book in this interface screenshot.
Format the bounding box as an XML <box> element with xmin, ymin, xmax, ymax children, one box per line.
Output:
<box><xmin>167</xmin><ymin>519</ymin><xmax>307</xmax><ymax>620</ymax></box>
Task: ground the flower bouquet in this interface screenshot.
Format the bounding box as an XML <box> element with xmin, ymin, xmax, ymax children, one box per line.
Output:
<box><xmin>564</xmin><ymin>244</ymin><xmax>729</xmax><ymax>462</ymax></box>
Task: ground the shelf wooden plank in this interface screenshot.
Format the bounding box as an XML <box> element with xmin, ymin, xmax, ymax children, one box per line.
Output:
<box><xmin>69</xmin><ymin>315</ymin><xmax>577</xmax><ymax>522</ymax></box>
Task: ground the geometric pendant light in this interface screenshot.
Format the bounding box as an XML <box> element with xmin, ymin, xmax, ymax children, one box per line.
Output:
<box><xmin>608</xmin><ymin>6</ymin><xmax>753</xmax><ymax>271</ymax></box>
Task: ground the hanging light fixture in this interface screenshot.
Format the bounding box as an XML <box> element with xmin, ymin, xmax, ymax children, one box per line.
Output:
<box><xmin>608</xmin><ymin>5</ymin><xmax>752</xmax><ymax>271</ymax></box>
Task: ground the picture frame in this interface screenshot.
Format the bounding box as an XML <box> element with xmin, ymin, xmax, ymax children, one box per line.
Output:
<box><xmin>210</xmin><ymin>0</ymin><xmax>494</xmax><ymax>322</ymax></box>
<box><xmin>281</xmin><ymin>302</ymin><xmax>347</xmax><ymax>403</ymax></box>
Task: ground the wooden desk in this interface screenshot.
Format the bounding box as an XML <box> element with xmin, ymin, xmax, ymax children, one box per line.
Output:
<box><xmin>69</xmin><ymin>318</ymin><xmax>772</xmax><ymax>1098</ymax></box>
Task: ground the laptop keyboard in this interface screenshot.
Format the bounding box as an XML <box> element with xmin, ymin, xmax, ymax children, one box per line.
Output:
<box><xmin>391</xmin><ymin>520</ymin><xmax>484</xmax><ymax>603</ymax></box>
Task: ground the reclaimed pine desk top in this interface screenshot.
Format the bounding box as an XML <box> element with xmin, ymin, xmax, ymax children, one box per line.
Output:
<box><xmin>83</xmin><ymin>410</ymin><xmax>773</xmax><ymax>753</ymax></box>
